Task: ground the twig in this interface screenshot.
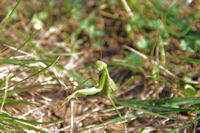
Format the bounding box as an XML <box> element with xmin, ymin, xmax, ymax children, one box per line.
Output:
<box><xmin>0</xmin><ymin>73</ymin><xmax>12</xmax><ymax>113</ymax></box>
<box><xmin>123</xmin><ymin>45</ymin><xmax>175</xmax><ymax>78</ymax></box>
<box><xmin>121</xmin><ymin>0</ymin><xmax>134</xmax><ymax>17</ymax></box>
<box><xmin>18</xmin><ymin>104</ymin><xmax>48</xmax><ymax>119</ymax></box>
<box><xmin>70</xmin><ymin>100</ymin><xmax>75</xmax><ymax>133</ymax></box>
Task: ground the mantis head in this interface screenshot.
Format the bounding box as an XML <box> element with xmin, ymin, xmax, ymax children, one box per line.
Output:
<box><xmin>96</xmin><ymin>60</ymin><xmax>107</xmax><ymax>71</ymax></box>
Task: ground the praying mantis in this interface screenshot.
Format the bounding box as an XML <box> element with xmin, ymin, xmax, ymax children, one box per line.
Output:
<box><xmin>61</xmin><ymin>60</ymin><xmax>123</xmax><ymax>117</ymax></box>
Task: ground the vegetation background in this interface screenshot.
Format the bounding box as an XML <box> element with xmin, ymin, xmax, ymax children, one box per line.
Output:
<box><xmin>0</xmin><ymin>0</ymin><xmax>200</xmax><ymax>132</ymax></box>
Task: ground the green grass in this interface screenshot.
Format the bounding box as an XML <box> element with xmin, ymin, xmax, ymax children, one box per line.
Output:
<box><xmin>0</xmin><ymin>0</ymin><xmax>200</xmax><ymax>132</ymax></box>
<box><xmin>0</xmin><ymin>0</ymin><xmax>22</xmax><ymax>33</ymax></box>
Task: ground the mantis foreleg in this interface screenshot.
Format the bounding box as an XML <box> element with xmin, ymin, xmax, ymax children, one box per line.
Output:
<box><xmin>61</xmin><ymin>69</ymin><xmax>107</xmax><ymax>105</ymax></box>
<box><xmin>61</xmin><ymin>87</ymin><xmax>102</xmax><ymax>105</ymax></box>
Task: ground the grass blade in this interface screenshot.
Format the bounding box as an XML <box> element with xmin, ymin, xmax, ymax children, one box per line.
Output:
<box><xmin>7</xmin><ymin>58</ymin><xmax>59</xmax><ymax>89</ymax></box>
<box><xmin>2</xmin><ymin>118</ymin><xmax>47</xmax><ymax>133</ymax></box>
<box><xmin>38</xmin><ymin>52</ymin><xmax>82</xmax><ymax>56</ymax></box>
<box><xmin>115</xmin><ymin>98</ymin><xmax>192</xmax><ymax>112</ymax></box>
<box><xmin>0</xmin><ymin>113</ymin><xmax>62</xmax><ymax>124</ymax></box>
<box><xmin>168</xmin><ymin>117</ymin><xmax>200</xmax><ymax>133</ymax></box>
<box><xmin>81</xmin><ymin>113</ymin><xmax>133</xmax><ymax>132</ymax></box>
<box><xmin>0</xmin><ymin>0</ymin><xmax>22</xmax><ymax>33</ymax></box>
<box><xmin>0</xmin><ymin>84</ymin><xmax>58</xmax><ymax>98</ymax></box>
<box><xmin>0</xmin><ymin>120</ymin><xmax>26</xmax><ymax>133</ymax></box>
<box><xmin>0</xmin><ymin>59</ymin><xmax>50</xmax><ymax>64</ymax></box>
<box><xmin>115</xmin><ymin>98</ymin><xmax>186</xmax><ymax>120</ymax></box>
<box><xmin>66</xmin><ymin>71</ymin><xmax>93</xmax><ymax>87</ymax></box>
<box><xmin>8</xmin><ymin>30</ymin><xmax>40</xmax><ymax>58</ymax></box>
<box><xmin>0</xmin><ymin>98</ymin><xmax>34</xmax><ymax>105</ymax></box>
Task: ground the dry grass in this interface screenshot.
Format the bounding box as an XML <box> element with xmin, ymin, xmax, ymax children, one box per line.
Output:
<box><xmin>0</xmin><ymin>0</ymin><xmax>200</xmax><ymax>132</ymax></box>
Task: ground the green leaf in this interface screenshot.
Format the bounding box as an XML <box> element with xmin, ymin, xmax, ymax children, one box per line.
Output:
<box><xmin>128</xmin><ymin>53</ymin><xmax>141</xmax><ymax>66</ymax></box>
<box><xmin>93</xmin><ymin>40</ymin><xmax>105</xmax><ymax>48</ymax></box>
<box><xmin>125</xmin><ymin>24</ymin><xmax>132</xmax><ymax>34</ymax></box>
<box><xmin>184</xmin><ymin>84</ymin><xmax>196</xmax><ymax>97</ymax></box>
<box><xmin>136</xmin><ymin>38</ymin><xmax>150</xmax><ymax>53</ymax></box>
<box><xmin>179</xmin><ymin>40</ymin><xmax>187</xmax><ymax>51</ymax></box>
<box><xmin>38</xmin><ymin>11</ymin><xmax>48</xmax><ymax>20</ymax></box>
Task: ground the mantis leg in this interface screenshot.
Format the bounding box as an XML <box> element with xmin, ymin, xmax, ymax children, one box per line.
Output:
<box><xmin>105</xmin><ymin>74</ymin><xmax>122</xmax><ymax>118</ymax></box>
<box><xmin>61</xmin><ymin>87</ymin><xmax>103</xmax><ymax>105</ymax></box>
<box><xmin>108</xmin><ymin>95</ymin><xmax>124</xmax><ymax>132</ymax></box>
<box><xmin>61</xmin><ymin>71</ymin><xmax>107</xmax><ymax>105</ymax></box>
<box><xmin>108</xmin><ymin>95</ymin><xmax>122</xmax><ymax>118</ymax></box>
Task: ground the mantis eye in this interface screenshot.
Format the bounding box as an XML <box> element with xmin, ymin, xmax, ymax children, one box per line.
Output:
<box><xmin>96</xmin><ymin>60</ymin><xmax>107</xmax><ymax>71</ymax></box>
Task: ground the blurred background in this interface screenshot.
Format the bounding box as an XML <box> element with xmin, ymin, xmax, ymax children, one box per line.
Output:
<box><xmin>0</xmin><ymin>0</ymin><xmax>200</xmax><ymax>132</ymax></box>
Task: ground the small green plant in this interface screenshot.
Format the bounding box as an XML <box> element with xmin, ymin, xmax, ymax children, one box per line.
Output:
<box><xmin>62</xmin><ymin>0</ymin><xmax>105</xmax><ymax>49</ymax></box>
<box><xmin>31</xmin><ymin>11</ymin><xmax>48</xmax><ymax>30</ymax></box>
<box><xmin>124</xmin><ymin>0</ymin><xmax>200</xmax><ymax>53</ymax></box>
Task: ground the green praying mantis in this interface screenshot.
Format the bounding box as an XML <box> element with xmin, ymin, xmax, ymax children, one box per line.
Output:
<box><xmin>61</xmin><ymin>60</ymin><xmax>132</xmax><ymax>118</ymax></box>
